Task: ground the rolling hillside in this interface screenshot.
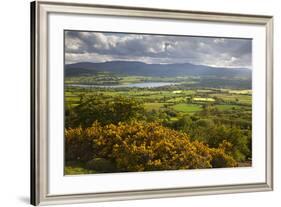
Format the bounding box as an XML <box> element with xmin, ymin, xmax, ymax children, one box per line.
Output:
<box><xmin>65</xmin><ymin>61</ymin><xmax>251</xmax><ymax>78</ymax></box>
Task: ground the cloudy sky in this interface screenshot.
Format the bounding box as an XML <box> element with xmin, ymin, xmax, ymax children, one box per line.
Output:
<box><xmin>65</xmin><ymin>30</ymin><xmax>252</xmax><ymax>68</ymax></box>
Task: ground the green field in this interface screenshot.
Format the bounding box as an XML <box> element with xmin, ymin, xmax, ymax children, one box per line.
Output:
<box><xmin>65</xmin><ymin>87</ymin><xmax>252</xmax><ymax>114</ymax></box>
<box><xmin>64</xmin><ymin>166</ymin><xmax>96</xmax><ymax>175</ymax></box>
<box><xmin>172</xmin><ymin>104</ymin><xmax>202</xmax><ymax>113</ymax></box>
<box><xmin>144</xmin><ymin>103</ymin><xmax>165</xmax><ymax>110</ymax></box>
<box><xmin>193</xmin><ymin>97</ymin><xmax>215</xmax><ymax>102</ymax></box>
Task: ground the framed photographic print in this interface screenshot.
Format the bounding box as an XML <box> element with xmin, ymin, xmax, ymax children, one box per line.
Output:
<box><xmin>31</xmin><ymin>1</ymin><xmax>273</xmax><ymax>205</ymax></box>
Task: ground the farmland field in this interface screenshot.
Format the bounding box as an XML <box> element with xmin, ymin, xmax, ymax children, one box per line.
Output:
<box><xmin>65</xmin><ymin>76</ymin><xmax>252</xmax><ymax>117</ymax></box>
<box><xmin>171</xmin><ymin>104</ymin><xmax>202</xmax><ymax>113</ymax></box>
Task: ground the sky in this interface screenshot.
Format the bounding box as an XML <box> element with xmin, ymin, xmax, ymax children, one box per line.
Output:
<box><xmin>65</xmin><ymin>30</ymin><xmax>252</xmax><ymax>68</ymax></box>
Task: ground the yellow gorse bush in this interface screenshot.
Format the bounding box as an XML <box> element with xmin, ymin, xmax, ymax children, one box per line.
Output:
<box><xmin>65</xmin><ymin>121</ymin><xmax>237</xmax><ymax>172</ymax></box>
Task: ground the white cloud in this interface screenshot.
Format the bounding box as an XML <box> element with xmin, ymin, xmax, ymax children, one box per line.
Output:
<box><xmin>65</xmin><ymin>31</ymin><xmax>252</xmax><ymax>68</ymax></box>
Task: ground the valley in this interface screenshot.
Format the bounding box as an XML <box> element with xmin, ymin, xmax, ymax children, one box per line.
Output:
<box><xmin>64</xmin><ymin>69</ymin><xmax>252</xmax><ymax>174</ymax></box>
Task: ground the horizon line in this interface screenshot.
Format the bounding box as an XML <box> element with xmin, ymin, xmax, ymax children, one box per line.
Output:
<box><xmin>65</xmin><ymin>60</ymin><xmax>252</xmax><ymax>70</ymax></box>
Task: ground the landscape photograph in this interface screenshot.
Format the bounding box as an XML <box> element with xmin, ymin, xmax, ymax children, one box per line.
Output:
<box><xmin>64</xmin><ymin>30</ymin><xmax>252</xmax><ymax>175</ymax></box>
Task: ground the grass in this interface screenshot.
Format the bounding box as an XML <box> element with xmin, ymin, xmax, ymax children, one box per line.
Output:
<box><xmin>166</xmin><ymin>97</ymin><xmax>186</xmax><ymax>103</ymax></box>
<box><xmin>172</xmin><ymin>90</ymin><xmax>183</xmax><ymax>94</ymax></box>
<box><xmin>144</xmin><ymin>103</ymin><xmax>165</xmax><ymax>110</ymax></box>
<box><xmin>228</xmin><ymin>90</ymin><xmax>252</xmax><ymax>95</ymax></box>
<box><xmin>181</xmin><ymin>90</ymin><xmax>196</xmax><ymax>95</ymax></box>
<box><xmin>171</xmin><ymin>104</ymin><xmax>202</xmax><ymax>113</ymax></box>
<box><xmin>64</xmin><ymin>166</ymin><xmax>96</xmax><ymax>175</ymax></box>
<box><xmin>65</xmin><ymin>96</ymin><xmax>80</xmax><ymax>102</ymax></box>
<box><xmin>209</xmin><ymin>93</ymin><xmax>251</xmax><ymax>105</ymax></box>
<box><xmin>196</xmin><ymin>89</ymin><xmax>214</xmax><ymax>93</ymax></box>
<box><xmin>193</xmin><ymin>97</ymin><xmax>215</xmax><ymax>102</ymax></box>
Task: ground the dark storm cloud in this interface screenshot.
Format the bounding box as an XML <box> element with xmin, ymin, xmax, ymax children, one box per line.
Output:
<box><xmin>65</xmin><ymin>31</ymin><xmax>252</xmax><ymax>68</ymax></box>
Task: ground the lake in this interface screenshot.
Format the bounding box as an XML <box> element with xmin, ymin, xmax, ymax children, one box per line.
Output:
<box><xmin>67</xmin><ymin>82</ymin><xmax>176</xmax><ymax>88</ymax></box>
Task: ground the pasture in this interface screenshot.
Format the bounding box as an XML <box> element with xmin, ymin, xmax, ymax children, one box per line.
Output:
<box><xmin>65</xmin><ymin>86</ymin><xmax>252</xmax><ymax>117</ymax></box>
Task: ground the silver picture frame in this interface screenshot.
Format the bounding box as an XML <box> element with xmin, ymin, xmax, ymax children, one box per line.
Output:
<box><xmin>31</xmin><ymin>1</ymin><xmax>273</xmax><ymax>205</ymax></box>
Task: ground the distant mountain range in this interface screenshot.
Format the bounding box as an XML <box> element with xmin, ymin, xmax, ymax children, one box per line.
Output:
<box><xmin>65</xmin><ymin>61</ymin><xmax>251</xmax><ymax>78</ymax></box>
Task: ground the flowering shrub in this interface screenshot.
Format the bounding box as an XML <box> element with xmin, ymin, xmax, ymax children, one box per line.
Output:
<box><xmin>65</xmin><ymin>121</ymin><xmax>237</xmax><ymax>173</ymax></box>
